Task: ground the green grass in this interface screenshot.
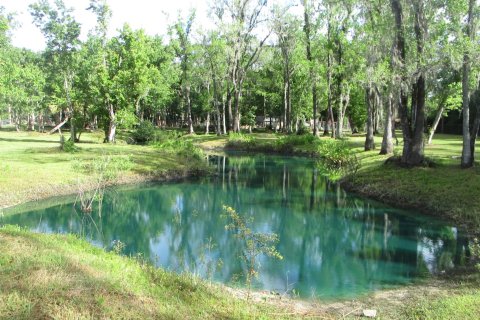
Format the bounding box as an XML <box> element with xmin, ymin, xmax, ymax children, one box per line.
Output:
<box><xmin>404</xmin><ymin>291</ymin><xmax>480</xmax><ymax>320</ymax></box>
<box><xmin>344</xmin><ymin>133</ymin><xmax>480</xmax><ymax>231</ymax></box>
<box><xmin>0</xmin><ymin>130</ymin><xmax>208</xmax><ymax>209</ymax></box>
<box><xmin>0</xmin><ymin>225</ymin><xmax>281</xmax><ymax>319</ymax></box>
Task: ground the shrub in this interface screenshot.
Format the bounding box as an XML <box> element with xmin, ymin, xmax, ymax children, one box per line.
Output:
<box><xmin>131</xmin><ymin>121</ymin><xmax>156</xmax><ymax>144</ymax></box>
<box><xmin>153</xmin><ymin>130</ymin><xmax>183</xmax><ymax>144</ymax></box>
<box><xmin>315</xmin><ymin>139</ymin><xmax>360</xmax><ymax>180</ymax></box>
<box><xmin>296</xmin><ymin>123</ymin><xmax>310</xmax><ymax>135</ymax></box>
<box><xmin>61</xmin><ymin>138</ymin><xmax>80</xmax><ymax>153</ymax></box>
<box><xmin>225</xmin><ymin>133</ymin><xmax>259</xmax><ymax>151</ymax></box>
<box><xmin>274</xmin><ymin>134</ymin><xmax>317</xmax><ymax>153</ymax></box>
<box><xmin>155</xmin><ymin>139</ymin><xmax>204</xmax><ymax>160</ymax></box>
<box><xmin>227</xmin><ymin>132</ymin><xmax>255</xmax><ymax>143</ymax></box>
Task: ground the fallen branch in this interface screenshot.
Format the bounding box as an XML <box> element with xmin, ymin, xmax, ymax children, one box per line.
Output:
<box><xmin>48</xmin><ymin>117</ymin><xmax>69</xmax><ymax>135</ymax></box>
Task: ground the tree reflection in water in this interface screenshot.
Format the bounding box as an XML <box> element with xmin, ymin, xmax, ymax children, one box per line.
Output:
<box><xmin>1</xmin><ymin>154</ymin><xmax>470</xmax><ymax>299</ymax></box>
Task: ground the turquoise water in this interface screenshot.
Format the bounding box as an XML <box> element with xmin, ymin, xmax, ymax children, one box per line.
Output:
<box><xmin>1</xmin><ymin>154</ymin><xmax>469</xmax><ymax>299</ymax></box>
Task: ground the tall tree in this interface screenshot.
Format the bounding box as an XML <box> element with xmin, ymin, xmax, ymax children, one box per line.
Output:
<box><xmin>30</xmin><ymin>0</ymin><xmax>81</xmax><ymax>141</ymax></box>
<box><xmin>301</xmin><ymin>0</ymin><xmax>319</xmax><ymax>136</ymax></box>
<box><xmin>212</xmin><ymin>0</ymin><xmax>269</xmax><ymax>132</ymax></box>
<box><xmin>460</xmin><ymin>0</ymin><xmax>478</xmax><ymax>168</ymax></box>
<box><xmin>171</xmin><ymin>11</ymin><xmax>196</xmax><ymax>134</ymax></box>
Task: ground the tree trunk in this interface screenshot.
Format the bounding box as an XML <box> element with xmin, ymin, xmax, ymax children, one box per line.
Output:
<box><xmin>391</xmin><ymin>0</ymin><xmax>426</xmax><ymax>166</ymax></box>
<box><xmin>427</xmin><ymin>103</ymin><xmax>445</xmax><ymax>145</ymax></box>
<box><xmin>186</xmin><ymin>84</ymin><xmax>194</xmax><ymax>134</ymax></box>
<box><xmin>380</xmin><ymin>93</ymin><xmax>394</xmax><ymax>154</ymax></box>
<box><xmin>227</xmin><ymin>88</ymin><xmax>233</xmax><ymax>132</ymax></box>
<box><xmin>303</xmin><ymin>0</ymin><xmax>318</xmax><ymax>136</ymax></box>
<box><xmin>107</xmin><ymin>104</ymin><xmax>116</xmax><ymax>143</ymax></box>
<box><xmin>48</xmin><ymin>117</ymin><xmax>70</xmax><ymax>135</ymax></box>
<box><xmin>365</xmin><ymin>87</ymin><xmax>376</xmax><ymax>151</ymax></box>
<box><xmin>205</xmin><ymin>112</ymin><xmax>210</xmax><ymax>135</ymax></box>
<box><xmin>222</xmin><ymin>95</ymin><xmax>227</xmax><ymax>135</ymax></box>
<box><xmin>461</xmin><ymin>0</ymin><xmax>476</xmax><ymax>168</ymax></box>
<box><xmin>233</xmin><ymin>85</ymin><xmax>241</xmax><ymax>132</ymax></box>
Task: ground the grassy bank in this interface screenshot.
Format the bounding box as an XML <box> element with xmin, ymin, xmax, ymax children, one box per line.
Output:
<box><xmin>2</xmin><ymin>224</ymin><xmax>479</xmax><ymax>319</ymax></box>
<box><xmin>0</xmin><ymin>130</ymin><xmax>208</xmax><ymax>209</ymax></box>
<box><xmin>0</xmin><ymin>225</ymin><xmax>281</xmax><ymax>319</ymax></box>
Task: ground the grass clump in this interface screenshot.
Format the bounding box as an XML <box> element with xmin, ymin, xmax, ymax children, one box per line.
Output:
<box><xmin>275</xmin><ymin>134</ymin><xmax>317</xmax><ymax>153</ymax></box>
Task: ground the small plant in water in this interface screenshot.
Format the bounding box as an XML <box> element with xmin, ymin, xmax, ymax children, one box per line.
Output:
<box><xmin>72</xmin><ymin>154</ymin><xmax>133</xmax><ymax>214</ymax></box>
<box><xmin>222</xmin><ymin>205</ymin><xmax>283</xmax><ymax>299</ymax></box>
<box><xmin>197</xmin><ymin>237</ymin><xmax>224</xmax><ymax>283</ymax></box>
<box><xmin>111</xmin><ymin>240</ymin><xmax>126</xmax><ymax>255</ymax></box>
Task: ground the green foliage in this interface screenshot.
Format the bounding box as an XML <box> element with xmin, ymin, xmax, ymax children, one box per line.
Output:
<box><xmin>228</xmin><ymin>132</ymin><xmax>256</xmax><ymax>143</ymax></box>
<box><xmin>274</xmin><ymin>134</ymin><xmax>314</xmax><ymax>153</ymax></box>
<box><xmin>316</xmin><ymin>139</ymin><xmax>360</xmax><ymax>180</ymax></box>
<box><xmin>152</xmin><ymin>129</ymin><xmax>184</xmax><ymax>143</ymax></box>
<box><xmin>225</xmin><ymin>133</ymin><xmax>258</xmax><ymax>151</ymax></box>
<box><xmin>222</xmin><ymin>205</ymin><xmax>282</xmax><ymax>298</ymax></box>
<box><xmin>111</xmin><ymin>239</ymin><xmax>126</xmax><ymax>255</ymax></box>
<box><xmin>154</xmin><ymin>139</ymin><xmax>204</xmax><ymax>161</ymax></box>
<box><xmin>60</xmin><ymin>139</ymin><xmax>79</xmax><ymax>153</ymax></box>
<box><xmin>131</xmin><ymin>121</ymin><xmax>156</xmax><ymax>144</ymax></box>
<box><xmin>72</xmin><ymin>154</ymin><xmax>133</xmax><ymax>182</ymax></box>
<box><xmin>470</xmin><ymin>238</ymin><xmax>480</xmax><ymax>272</ymax></box>
<box><xmin>296</xmin><ymin>122</ymin><xmax>310</xmax><ymax>135</ymax></box>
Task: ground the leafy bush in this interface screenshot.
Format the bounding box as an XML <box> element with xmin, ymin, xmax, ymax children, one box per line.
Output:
<box><xmin>296</xmin><ymin>122</ymin><xmax>310</xmax><ymax>135</ymax></box>
<box><xmin>227</xmin><ymin>132</ymin><xmax>255</xmax><ymax>143</ymax></box>
<box><xmin>274</xmin><ymin>134</ymin><xmax>317</xmax><ymax>153</ymax></box>
<box><xmin>470</xmin><ymin>238</ymin><xmax>480</xmax><ymax>272</ymax></box>
<box><xmin>131</xmin><ymin>121</ymin><xmax>156</xmax><ymax>144</ymax></box>
<box><xmin>225</xmin><ymin>133</ymin><xmax>259</xmax><ymax>151</ymax></box>
<box><xmin>61</xmin><ymin>139</ymin><xmax>80</xmax><ymax>153</ymax></box>
<box><xmin>315</xmin><ymin>139</ymin><xmax>360</xmax><ymax>180</ymax></box>
<box><xmin>155</xmin><ymin>139</ymin><xmax>204</xmax><ymax>160</ymax></box>
<box><xmin>153</xmin><ymin>130</ymin><xmax>183</xmax><ymax>144</ymax></box>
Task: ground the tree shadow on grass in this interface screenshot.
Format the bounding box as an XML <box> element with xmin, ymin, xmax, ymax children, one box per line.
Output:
<box><xmin>0</xmin><ymin>137</ymin><xmax>59</xmax><ymax>144</ymax></box>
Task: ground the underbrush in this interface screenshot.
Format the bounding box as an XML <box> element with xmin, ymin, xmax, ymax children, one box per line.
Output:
<box><xmin>153</xmin><ymin>139</ymin><xmax>204</xmax><ymax>160</ymax></box>
<box><xmin>315</xmin><ymin>139</ymin><xmax>360</xmax><ymax>181</ymax></box>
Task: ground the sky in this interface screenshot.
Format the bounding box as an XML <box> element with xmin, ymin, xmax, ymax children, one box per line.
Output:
<box><xmin>2</xmin><ymin>0</ymin><xmax>212</xmax><ymax>51</ymax></box>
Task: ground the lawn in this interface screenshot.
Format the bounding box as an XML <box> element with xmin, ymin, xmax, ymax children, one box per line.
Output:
<box><xmin>0</xmin><ymin>129</ymin><xmax>207</xmax><ymax>209</ymax></box>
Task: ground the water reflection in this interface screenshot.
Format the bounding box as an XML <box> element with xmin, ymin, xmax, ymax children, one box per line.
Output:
<box><xmin>1</xmin><ymin>154</ymin><xmax>470</xmax><ymax>299</ymax></box>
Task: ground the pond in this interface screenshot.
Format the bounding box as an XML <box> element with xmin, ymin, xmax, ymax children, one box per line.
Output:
<box><xmin>1</xmin><ymin>154</ymin><xmax>470</xmax><ymax>299</ymax></box>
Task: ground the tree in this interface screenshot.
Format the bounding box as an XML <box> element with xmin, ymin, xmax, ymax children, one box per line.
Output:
<box><xmin>171</xmin><ymin>11</ymin><xmax>196</xmax><ymax>134</ymax></box>
<box><xmin>211</xmin><ymin>0</ymin><xmax>270</xmax><ymax>133</ymax></box>
<box><xmin>301</xmin><ymin>0</ymin><xmax>319</xmax><ymax>136</ymax></box>
<box><xmin>460</xmin><ymin>0</ymin><xmax>478</xmax><ymax>168</ymax></box>
<box><xmin>272</xmin><ymin>5</ymin><xmax>300</xmax><ymax>134</ymax></box>
<box><xmin>30</xmin><ymin>0</ymin><xmax>81</xmax><ymax>141</ymax></box>
<box><xmin>390</xmin><ymin>0</ymin><xmax>429</xmax><ymax>166</ymax></box>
